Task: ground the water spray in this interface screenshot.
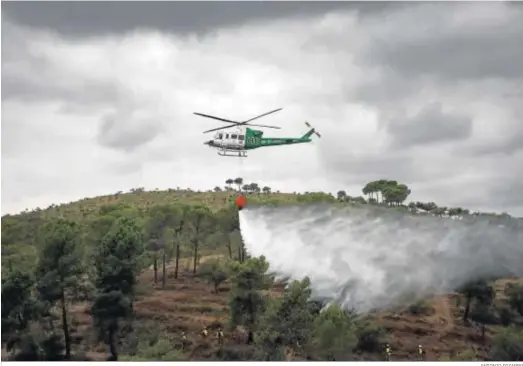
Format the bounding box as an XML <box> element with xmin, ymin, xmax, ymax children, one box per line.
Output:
<box><xmin>239</xmin><ymin>205</ymin><xmax>523</xmax><ymax>313</ymax></box>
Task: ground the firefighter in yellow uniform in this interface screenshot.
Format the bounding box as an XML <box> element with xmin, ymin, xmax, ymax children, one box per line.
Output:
<box><xmin>181</xmin><ymin>331</ymin><xmax>188</xmax><ymax>350</ymax></box>
<box><xmin>385</xmin><ymin>343</ymin><xmax>391</xmax><ymax>361</ymax></box>
<box><xmin>418</xmin><ymin>344</ymin><xmax>424</xmax><ymax>360</ymax></box>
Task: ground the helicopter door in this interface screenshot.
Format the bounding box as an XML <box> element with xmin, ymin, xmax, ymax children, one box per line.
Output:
<box><xmin>237</xmin><ymin>134</ymin><xmax>245</xmax><ymax>149</ymax></box>
<box><xmin>224</xmin><ymin>133</ymin><xmax>231</xmax><ymax>148</ymax></box>
<box><xmin>230</xmin><ymin>134</ymin><xmax>240</xmax><ymax>149</ymax></box>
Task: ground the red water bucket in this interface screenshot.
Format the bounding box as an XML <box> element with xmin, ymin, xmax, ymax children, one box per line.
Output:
<box><xmin>235</xmin><ymin>195</ymin><xmax>247</xmax><ymax>210</ymax></box>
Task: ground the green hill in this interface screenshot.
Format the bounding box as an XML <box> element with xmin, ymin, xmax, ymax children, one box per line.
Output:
<box><xmin>2</xmin><ymin>179</ymin><xmax>522</xmax><ymax>361</ymax></box>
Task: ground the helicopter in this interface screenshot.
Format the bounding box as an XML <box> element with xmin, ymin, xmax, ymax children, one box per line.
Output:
<box><xmin>193</xmin><ymin>108</ymin><xmax>321</xmax><ymax>157</ymax></box>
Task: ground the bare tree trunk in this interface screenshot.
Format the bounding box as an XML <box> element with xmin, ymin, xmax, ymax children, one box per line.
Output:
<box><xmin>60</xmin><ymin>291</ymin><xmax>71</xmax><ymax>359</ymax></box>
<box><xmin>153</xmin><ymin>252</ymin><xmax>158</xmax><ymax>284</ymax></box>
<box><xmin>193</xmin><ymin>240</ymin><xmax>198</xmax><ymax>274</ymax></box>
<box><xmin>174</xmin><ymin>244</ymin><xmax>180</xmax><ymax>279</ymax></box>
<box><xmin>226</xmin><ymin>234</ymin><xmax>233</xmax><ymax>259</ymax></box>
<box><xmin>108</xmin><ymin>327</ymin><xmax>118</xmax><ymax>361</ymax></box>
<box><xmin>162</xmin><ymin>250</ymin><xmax>166</xmax><ymax>289</ymax></box>
<box><xmin>463</xmin><ymin>294</ymin><xmax>471</xmax><ymax>323</ymax></box>
<box><xmin>239</xmin><ymin>239</ymin><xmax>246</xmax><ymax>263</ymax></box>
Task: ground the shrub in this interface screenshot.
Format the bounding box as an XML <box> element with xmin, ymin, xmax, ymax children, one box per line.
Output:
<box><xmin>489</xmin><ymin>326</ymin><xmax>523</xmax><ymax>361</ymax></box>
<box><xmin>407</xmin><ymin>300</ymin><xmax>434</xmax><ymax>316</ymax></box>
<box><xmin>355</xmin><ymin>322</ymin><xmax>383</xmax><ymax>353</ymax></box>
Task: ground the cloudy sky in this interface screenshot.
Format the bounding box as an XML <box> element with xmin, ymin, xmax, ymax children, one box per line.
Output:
<box><xmin>2</xmin><ymin>1</ymin><xmax>523</xmax><ymax>216</ymax></box>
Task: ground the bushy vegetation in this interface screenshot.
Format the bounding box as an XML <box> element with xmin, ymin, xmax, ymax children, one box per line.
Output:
<box><xmin>1</xmin><ymin>178</ymin><xmax>522</xmax><ymax>360</ymax></box>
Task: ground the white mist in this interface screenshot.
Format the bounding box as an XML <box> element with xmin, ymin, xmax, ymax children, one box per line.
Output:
<box><xmin>239</xmin><ymin>205</ymin><xmax>523</xmax><ymax>313</ymax></box>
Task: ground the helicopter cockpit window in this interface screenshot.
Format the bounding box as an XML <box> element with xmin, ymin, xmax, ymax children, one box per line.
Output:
<box><xmin>231</xmin><ymin>134</ymin><xmax>238</xmax><ymax>140</ymax></box>
<box><xmin>239</xmin><ymin>135</ymin><xmax>245</xmax><ymax>141</ymax></box>
<box><xmin>215</xmin><ymin>133</ymin><xmax>223</xmax><ymax>140</ymax></box>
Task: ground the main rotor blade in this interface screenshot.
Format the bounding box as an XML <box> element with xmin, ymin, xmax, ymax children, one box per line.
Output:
<box><xmin>193</xmin><ymin>112</ymin><xmax>239</xmax><ymax>125</ymax></box>
<box><xmin>246</xmin><ymin>123</ymin><xmax>281</xmax><ymax>129</ymax></box>
<box><xmin>198</xmin><ymin>108</ymin><xmax>282</xmax><ymax>133</ymax></box>
<box><xmin>203</xmin><ymin>125</ymin><xmax>239</xmax><ymax>134</ymax></box>
<box><xmin>243</xmin><ymin>108</ymin><xmax>283</xmax><ymax>123</ymax></box>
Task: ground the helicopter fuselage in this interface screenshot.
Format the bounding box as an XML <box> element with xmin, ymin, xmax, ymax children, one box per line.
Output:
<box><xmin>203</xmin><ymin>126</ymin><xmax>314</xmax><ymax>157</ymax></box>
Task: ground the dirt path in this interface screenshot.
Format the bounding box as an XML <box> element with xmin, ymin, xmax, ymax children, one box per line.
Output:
<box><xmin>429</xmin><ymin>296</ymin><xmax>455</xmax><ymax>335</ymax></box>
<box><xmin>439</xmin><ymin>297</ymin><xmax>455</xmax><ymax>333</ymax></box>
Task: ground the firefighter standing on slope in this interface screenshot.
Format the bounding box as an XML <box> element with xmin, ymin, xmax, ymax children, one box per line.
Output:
<box><xmin>385</xmin><ymin>343</ymin><xmax>391</xmax><ymax>361</ymax></box>
<box><xmin>180</xmin><ymin>331</ymin><xmax>188</xmax><ymax>350</ymax></box>
<box><xmin>216</xmin><ymin>327</ymin><xmax>224</xmax><ymax>347</ymax></box>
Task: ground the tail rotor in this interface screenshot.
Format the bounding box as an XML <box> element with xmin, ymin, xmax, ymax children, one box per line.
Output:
<box><xmin>305</xmin><ymin>122</ymin><xmax>321</xmax><ymax>138</ymax></box>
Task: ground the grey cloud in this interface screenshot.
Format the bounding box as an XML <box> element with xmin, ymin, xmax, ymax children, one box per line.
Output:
<box><xmin>481</xmin><ymin>165</ymin><xmax>523</xmax><ymax>208</ymax></box>
<box><xmin>498</xmin><ymin>132</ymin><xmax>523</xmax><ymax>156</ymax></box>
<box><xmin>473</xmin><ymin>159</ymin><xmax>523</xmax><ymax>212</ymax></box>
<box><xmin>361</xmin><ymin>4</ymin><xmax>523</xmax><ymax>81</ymax></box>
<box><xmin>2</xmin><ymin>19</ymin><xmax>164</xmax><ymax>155</ymax></box>
<box><xmin>1</xmin><ymin>20</ymin><xmax>129</xmax><ymax>109</ymax></box>
<box><xmin>100</xmin><ymin>159</ymin><xmax>144</xmax><ymax>177</ymax></box>
<box><xmin>345</xmin><ymin>1</ymin><xmax>522</xmax><ymax>164</ymax></box>
<box><xmin>97</xmin><ymin>112</ymin><xmax>164</xmax><ymax>153</ymax></box>
<box><xmin>490</xmin><ymin>178</ymin><xmax>523</xmax><ymax>209</ymax></box>
<box><xmin>349</xmin><ymin>2</ymin><xmax>523</xmax><ymax>110</ymax></box>
<box><xmin>2</xmin><ymin>74</ymin><xmax>128</xmax><ymax>110</ymax></box>
<box><xmin>1</xmin><ymin>118</ymin><xmax>45</xmax><ymax>158</ymax></box>
<box><xmin>2</xmin><ymin>1</ymin><xmax>398</xmax><ymax>37</ymax></box>
<box><xmin>100</xmin><ymin>137</ymin><xmax>183</xmax><ymax>177</ymax></box>
<box><xmin>467</xmin><ymin>130</ymin><xmax>523</xmax><ymax>157</ymax></box>
<box><xmin>349</xmin><ymin>72</ymin><xmax>421</xmax><ymax>107</ymax></box>
<box><xmin>320</xmin><ymin>150</ymin><xmax>418</xmax><ymax>186</ymax></box>
<box><xmin>462</xmin><ymin>102</ymin><xmax>523</xmax><ymax>157</ymax></box>
<box><xmin>387</xmin><ymin>103</ymin><xmax>473</xmax><ymax>149</ymax></box>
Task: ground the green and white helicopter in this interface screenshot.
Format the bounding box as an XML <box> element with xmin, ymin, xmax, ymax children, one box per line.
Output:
<box><xmin>194</xmin><ymin>108</ymin><xmax>321</xmax><ymax>157</ymax></box>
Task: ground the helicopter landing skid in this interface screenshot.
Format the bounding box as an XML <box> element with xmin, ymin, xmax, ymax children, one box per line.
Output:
<box><xmin>218</xmin><ymin>149</ymin><xmax>248</xmax><ymax>158</ymax></box>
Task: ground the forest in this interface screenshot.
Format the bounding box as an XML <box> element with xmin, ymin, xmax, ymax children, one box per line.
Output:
<box><xmin>1</xmin><ymin>178</ymin><xmax>522</xmax><ymax>361</ymax></box>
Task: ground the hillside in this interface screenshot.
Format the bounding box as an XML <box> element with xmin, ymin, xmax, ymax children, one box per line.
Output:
<box><xmin>2</xmin><ymin>180</ymin><xmax>523</xmax><ymax>361</ymax></box>
<box><xmin>67</xmin><ymin>262</ymin><xmax>523</xmax><ymax>362</ymax></box>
